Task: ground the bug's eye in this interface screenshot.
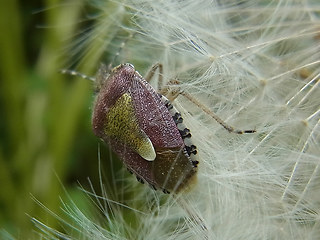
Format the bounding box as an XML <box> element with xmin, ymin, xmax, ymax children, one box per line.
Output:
<box><xmin>124</xmin><ymin>63</ymin><xmax>135</xmax><ymax>69</ymax></box>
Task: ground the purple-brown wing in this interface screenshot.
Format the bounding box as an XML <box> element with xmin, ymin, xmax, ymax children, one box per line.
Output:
<box><xmin>129</xmin><ymin>72</ymin><xmax>184</xmax><ymax>148</ymax></box>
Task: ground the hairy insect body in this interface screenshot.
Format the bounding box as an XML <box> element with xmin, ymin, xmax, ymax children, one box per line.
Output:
<box><xmin>92</xmin><ymin>64</ymin><xmax>198</xmax><ymax>193</ymax></box>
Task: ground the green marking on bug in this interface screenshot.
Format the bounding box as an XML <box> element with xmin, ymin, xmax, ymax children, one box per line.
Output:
<box><xmin>104</xmin><ymin>93</ymin><xmax>156</xmax><ymax>161</ymax></box>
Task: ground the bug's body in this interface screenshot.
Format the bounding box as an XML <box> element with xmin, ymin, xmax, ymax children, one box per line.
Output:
<box><xmin>92</xmin><ymin>63</ymin><xmax>198</xmax><ymax>193</ymax></box>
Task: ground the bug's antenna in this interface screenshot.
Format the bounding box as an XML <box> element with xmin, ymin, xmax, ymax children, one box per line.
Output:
<box><xmin>61</xmin><ymin>32</ymin><xmax>137</xmax><ymax>80</ymax></box>
<box><xmin>107</xmin><ymin>32</ymin><xmax>136</xmax><ymax>71</ymax></box>
<box><xmin>60</xmin><ymin>69</ymin><xmax>96</xmax><ymax>81</ymax></box>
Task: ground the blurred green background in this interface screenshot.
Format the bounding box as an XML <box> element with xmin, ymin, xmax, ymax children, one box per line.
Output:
<box><xmin>0</xmin><ymin>0</ymin><xmax>124</xmax><ymax>238</ymax></box>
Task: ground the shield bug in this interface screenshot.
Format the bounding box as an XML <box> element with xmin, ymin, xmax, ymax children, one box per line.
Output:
<box><xmin>62</xmin><ymin>62</ymin><xmax>255</xmax><ymax>194</ymax></box>
<box><xmin>92</xmin><ymin>63</ymin><xmax>199</xmax><ymax>194</ymax></box>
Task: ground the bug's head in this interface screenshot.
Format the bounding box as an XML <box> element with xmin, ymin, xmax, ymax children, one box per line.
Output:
<box><xmin>95</xmin><ymin>63</ymin><xmax>135</xmax><ymax>93</ymax></box>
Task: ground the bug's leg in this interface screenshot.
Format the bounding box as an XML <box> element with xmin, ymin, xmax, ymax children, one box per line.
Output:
<box><xmin>181</xmin><ymin>91</ymin><xmax>256</xmax><ymax>134</ymax></box>
<box><xmin>159</xmin><ymin>79</ymin><xmax>181</xmax><ymax>102</ymax></box>
<box><xmin>145</xmin><ymin>63</ymin><xmax>163</xmax><ymax>91</ymax></box>
<box><xmin>161</xmin><ymin>79</ymin><xmax>255</xmax><ymax>134</ymax></box>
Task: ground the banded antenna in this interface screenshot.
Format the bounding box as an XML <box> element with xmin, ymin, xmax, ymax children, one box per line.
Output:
<box><xmin>60</xmin><ymin>69</ymin><xmax>96</xmax><ymax>81</ymax></box>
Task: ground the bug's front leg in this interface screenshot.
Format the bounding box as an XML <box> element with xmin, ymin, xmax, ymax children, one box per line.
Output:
<box><xmin>145</xmin><ymin>63</ymin><xmax>163</xmax><ymax>91</ymax></box>
<box><xmin>145</xmin><ymin>63</ymin><xmax>181</xmax><ymax>101</ymax></box>
<box><xmin>159</xmin><ymin>79</ymin><xmax>182</xmax><ymax>102</ymax></box>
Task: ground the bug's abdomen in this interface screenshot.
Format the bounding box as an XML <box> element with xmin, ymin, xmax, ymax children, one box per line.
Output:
<box><xmin>109</xmin><ymin>139</ymin><xmax>197</xmax><ymax>193</ymax></box>
<box><xmin>152</xmin><ymin>147</ymin><xmax>197</xmax><ymax>193</ymax></box>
